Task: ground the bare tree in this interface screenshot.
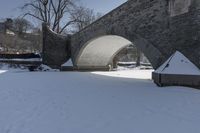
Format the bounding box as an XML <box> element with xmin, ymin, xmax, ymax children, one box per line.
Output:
<box><xmin>136</xmin><ymin>49</ymin><xmax>141</xmax><ymax>67</ymax></box>
<box><xmin>71</xmin><ymin>6</ymin><xmax>102</xmax><ymax>31</ymax></box>
<box><xmin>4</xmin><ymin>18</ymin><xmax>13</xmax><ymax>33</ymax></box>
<box><xmin>13</xmin><ymin>18</ymin><xmax>33</xmax><ymax>34</ymax></box>
<box><xmin>21</xmin><ymin>0</ymin><xmax>79</xmax><ymax>34</ymax></box>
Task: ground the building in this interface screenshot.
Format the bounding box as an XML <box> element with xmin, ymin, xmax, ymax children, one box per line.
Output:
<box><xmin>0</xmin><ymin>22</ymin><xmax>5</xmax><ymax>33</ymax></box>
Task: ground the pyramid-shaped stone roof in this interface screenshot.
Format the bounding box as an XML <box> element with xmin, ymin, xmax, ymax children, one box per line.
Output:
<box><xmin>155</xmin><ymin>51</ymin><xmax>200</xmax><ymax>75</ymax></box>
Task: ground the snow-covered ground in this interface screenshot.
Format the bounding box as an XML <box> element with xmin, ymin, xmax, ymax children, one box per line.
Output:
<box><xmin>92</xmin><ymin>69</ymin><xmax>153</xmax><ymax>79</ymax></box>
<box><xmin>0</xmin><ymin>68</ymin><xmax>200</xmax><ymax>133</ymax></box>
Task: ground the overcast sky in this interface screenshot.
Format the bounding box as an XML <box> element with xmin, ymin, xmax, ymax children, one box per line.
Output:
<box><xmin>0</xmin><ymin>0</ymin><xmax>127</xmax><ymax>19</ymax></box>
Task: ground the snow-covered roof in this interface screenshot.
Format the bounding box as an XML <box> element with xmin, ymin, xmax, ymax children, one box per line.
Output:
<box><xmin>155</xmin><ymin>51</ymin><xmax>200</xmax><ymax>75</ymax></box>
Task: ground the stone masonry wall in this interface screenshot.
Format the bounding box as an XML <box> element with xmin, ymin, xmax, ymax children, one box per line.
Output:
<box><xmin>71</xmin><ymin>0</ymin><xmax>200</xmax><ymax>69</ymax></box>
<box><xmin>42</xmin><ymin>24</ymin><xmax>71</xmax><ymax>68</ymax></box>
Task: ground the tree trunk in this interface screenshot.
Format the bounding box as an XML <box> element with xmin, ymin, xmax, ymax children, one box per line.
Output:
<box><xmin>136</xmin><ymin>49</ymin><xmax>141</xmax><ymax>67</ymax></box>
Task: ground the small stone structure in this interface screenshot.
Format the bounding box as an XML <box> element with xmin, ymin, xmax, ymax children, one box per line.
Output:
<box><xmin>152</xmin><ymin>73</ymin><xmax>200</xmax><ymax>88</ymax></box>
<box><xmin>152</xmin><ymin>51</ymin><xmax>200</xmax><ymax>88</ymax></box>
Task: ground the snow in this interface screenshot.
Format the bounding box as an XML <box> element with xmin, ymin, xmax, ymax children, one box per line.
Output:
<box><xmin>0</xmin><ymin>58</ymin><xmax>42</xmax><ymax>62</ymax></box>
<box><xmin>36</xmin><ymin>64</ymin><xmax>59</xmax><ymax>72</ymax></box>
<box><xmin>116</xmin><ymin>65</ymin><xmax>153</xmax><ymax>71</ymax></box>
<box><xmin>117</xmin><ymin>61</ymin><xmax>151</xmax><ymax>66</ymax></box>
<box><xmin>62</xmin><ymin>59</ymin><xmax>73</xmax><ymax>66</ymax></box>
<box><xmin>117</xmin><ymin>61</ymin><xmax>136</xmax><ymax>65</ymax></box>
<box><xmin>0</xmin><ymin>63</ymin><xmax>28</xmax><ymax>72</ymax></box>
<box><xmin>155</xmin><ymin>51</ymin><xmax>200</xmax><ymax>75</ymax></box>
<box><xmin>92</xmin><ymin>69</ymin><xmax>153</xmax><ymax>79</ymax></box>
<box><xmin>0</xmin><ymin>63</ymin><xmax>58</xmax><ymax>72</ymax></box>
<box><xmin>0</xmin><ymin>68</ymin><xmax>200</xmax><ymax>133</ymax></box>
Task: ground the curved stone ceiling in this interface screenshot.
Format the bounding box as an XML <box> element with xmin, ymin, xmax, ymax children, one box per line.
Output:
<box><xmin>76</xmin><ymin>35</ymin><xmax>132</xmax><ymax>69</ymax></box>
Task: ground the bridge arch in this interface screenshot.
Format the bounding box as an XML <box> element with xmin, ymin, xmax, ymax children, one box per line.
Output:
<box><xmin>75</xmin><ymin>35</ymin><xmax>131</xmax><ymax>70</ymax></box>
<box><xmin>73</xmin><ymin>33</ymin><xmax>164</xmax><ymax>70</ymax></box>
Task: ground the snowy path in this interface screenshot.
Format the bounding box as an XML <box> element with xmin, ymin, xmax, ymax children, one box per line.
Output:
<box><xmin>0</xmin><ymin>70</ymin><xmax>200</xmax><ymax>133</ymax></box>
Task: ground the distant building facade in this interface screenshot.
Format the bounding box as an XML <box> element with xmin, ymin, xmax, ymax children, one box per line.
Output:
<box><xmin>0</xmin><ymin>22</ymin><xmax>5</xmax><ymax>33</ymax></box>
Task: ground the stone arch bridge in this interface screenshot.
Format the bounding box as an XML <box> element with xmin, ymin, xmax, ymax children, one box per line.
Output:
<box><xmin>42</xmin><ymin>0</ymin><xmax>200</xmax><ymax>70</ymax></box>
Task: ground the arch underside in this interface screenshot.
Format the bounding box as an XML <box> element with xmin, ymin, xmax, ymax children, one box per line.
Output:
<box><xmin>75</xmin><ymin>35</ymin><xmax>132</xmax><ymax>70</ymax></box>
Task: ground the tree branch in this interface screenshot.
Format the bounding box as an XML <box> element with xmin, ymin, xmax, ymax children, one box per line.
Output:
<box><xmin>59</xmin><ymin>20</ymin><xmax>77</xmax><ymax>33</ymax></box>
<box><xmin>23</xmin><ymin>13</ymin><xmax>44</xmax><ymax>22</ymax></box>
